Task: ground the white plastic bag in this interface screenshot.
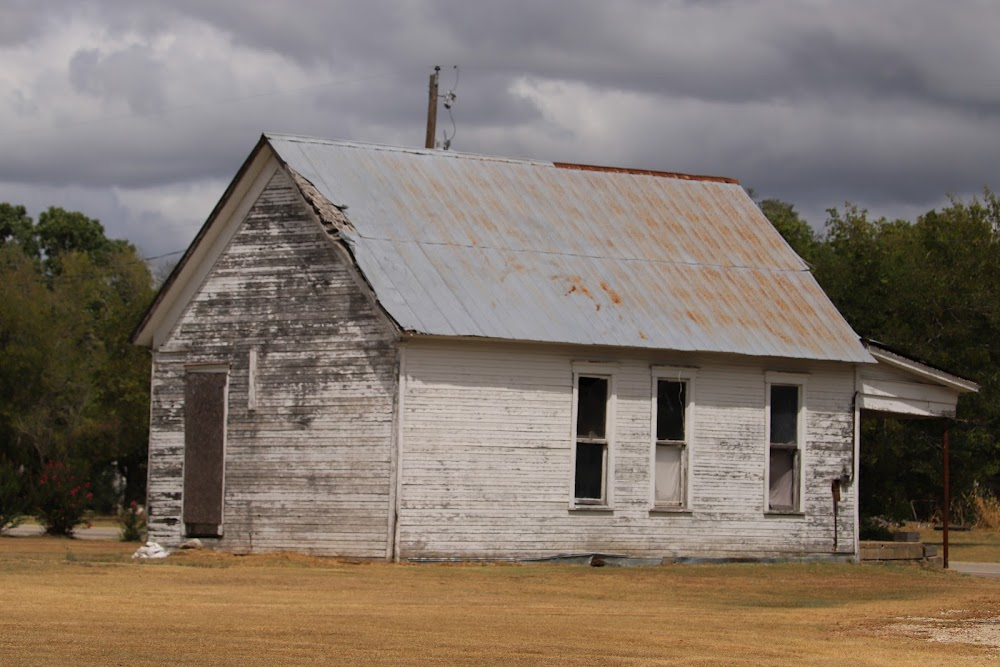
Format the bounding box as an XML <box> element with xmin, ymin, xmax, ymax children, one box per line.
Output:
<box><xmin>132</xmin><ymin>541</ymin><xmax>169</xmax><ymax>559</ymax></box>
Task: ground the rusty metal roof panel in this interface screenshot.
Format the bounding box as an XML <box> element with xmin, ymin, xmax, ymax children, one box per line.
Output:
<box><xmin>267</xmin><ymin>133</ymin><xmax>872</xmax><ymax>363</ymax></box>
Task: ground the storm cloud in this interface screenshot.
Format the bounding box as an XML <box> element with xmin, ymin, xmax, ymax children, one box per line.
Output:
<box><xmin>2</xmin><ymin>1</ymin><xmax>1000</xmax><ymax>257</ymax></box>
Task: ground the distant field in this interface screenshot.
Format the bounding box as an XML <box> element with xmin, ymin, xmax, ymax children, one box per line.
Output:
<box><xmin>917</xmin><ymin>526</ymin><xmax>1000</xmax><ymax>563</ymax></box>
<box><xmin>2</xmin><ymin>538</ymin><xmax>1000</xmax><ymax>665</ymax></box>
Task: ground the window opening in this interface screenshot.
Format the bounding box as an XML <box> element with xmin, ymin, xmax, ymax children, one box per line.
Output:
<box><xmin>655</xmin><ymin>380</ymin><xmax>687</xmax><ymax>507</ymax></box>
<box><xmin>575</xmin><ymin>375</ymin><xmax>609</xmax><ymax>503</ymax></box>
<box><xmin>768</xmin><ymin>384</ymin><xmax>800</xmax><ymax>511</ymax></box>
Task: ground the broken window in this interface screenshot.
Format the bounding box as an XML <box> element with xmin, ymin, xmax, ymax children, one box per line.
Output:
<box><xmin>768</xmin><ymin>383</ymin><xmax>801</xmax><ymax>512</ymax></box>
<box><xmin>184</xmin><ymin>368</ymin><xmax>229</xmax><ymax>537</ymax></box>
<box><xmin>574</xmin><ymin>375</ymin><xmax>609</xmax><ymax>504</ymax></box>
<box><xmin>654</xmin><ymin>379</ymin><xmax>687</xmax><ymax>508</ymax></box>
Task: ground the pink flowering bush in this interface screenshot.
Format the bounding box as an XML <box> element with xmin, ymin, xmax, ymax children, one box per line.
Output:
<box><xmin>117</xmin><ymin>500</ymin><xmax>146</xmax><ymax>542</ymax></box>
<box><xmin>35</xmin><ymin>460</ymin><xmax>93</xmax><ymax>536</ymax></box>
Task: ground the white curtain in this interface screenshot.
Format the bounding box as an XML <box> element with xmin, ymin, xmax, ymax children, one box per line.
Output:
<box><xmin>769</xmin><ymin>449</ymin><xmax>795</xmax><ymax>509</ymax></box>
<box><xmin>655</xmin><ymin>445</ymin><xmax>683</xmax><ymax>504</ymax></box>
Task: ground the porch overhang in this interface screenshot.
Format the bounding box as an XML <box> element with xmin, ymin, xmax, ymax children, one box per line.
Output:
<box><xmin>858</xmin><ymin>341</ymin><xmax>979</xmax><ymax>419</ymax></box>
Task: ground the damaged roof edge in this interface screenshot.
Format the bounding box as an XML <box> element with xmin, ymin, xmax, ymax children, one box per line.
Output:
<box><xmin>278</xmin><ymin>161</ymin><xmax>406</xmax><ymax>338</ymax></box>
<box><xmin>284</xmin><ymin>165</ymin><xmax>357</xmax><ymax>236</ymax></box>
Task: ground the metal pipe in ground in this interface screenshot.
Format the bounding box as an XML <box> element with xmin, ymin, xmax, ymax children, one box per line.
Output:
<box><xmin>832</xmin><ymin>479</ymin><xmax>841</xmax><ymax>552</ymax></box>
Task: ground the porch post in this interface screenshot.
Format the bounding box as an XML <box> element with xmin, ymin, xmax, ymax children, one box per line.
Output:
<box><xmin>943</xmin><ymin>428</ymin><xmax>950</xmax><ymax>569</ymax></box>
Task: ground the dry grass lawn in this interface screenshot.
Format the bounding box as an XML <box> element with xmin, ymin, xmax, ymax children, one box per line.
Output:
<box><xmin>2</xmin><ymin>537</ymin><xmax>1000</xmax><ymax>666</ymax></box>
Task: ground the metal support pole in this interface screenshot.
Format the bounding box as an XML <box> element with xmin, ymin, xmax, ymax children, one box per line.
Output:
<box><xmin>943</xmin><ymin>428</ymin><xmax>950</xmax><ymax>569</ymax></box>
<box><xmin>425</xmin><ymin>66</ymin><xmax>440</xmax><ymax>149</ymax></box>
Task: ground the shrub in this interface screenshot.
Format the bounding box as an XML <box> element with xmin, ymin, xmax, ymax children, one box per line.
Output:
<box><xmin>859</xmin><ymin>516</ymin><xmax>896</xmax><ymax>541</ymax></box>
<box><xmin>35</xmin><ymin>460</ymin><xmax>93</xmax><ymax>536</ymax></box>
<box><xmin>118</xmin><ymin>501</ymin><xmax>146</xmax><ymax>542</ymax></box>
<box><xmin>0</xmin><ymin>463</ymin><xmax>33</xmax><ymax>534</ymax></box>
<box><xmin>973</xmin><ymin>491</ymin><xmax>1000</xmax><ymax>530</ymax></box>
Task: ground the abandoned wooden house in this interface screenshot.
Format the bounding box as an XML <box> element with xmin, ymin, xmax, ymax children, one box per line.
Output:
<box><xmin>132</xmin><ymin>134</ymin><xmax>978</xmax><ymax>562</ymax></box>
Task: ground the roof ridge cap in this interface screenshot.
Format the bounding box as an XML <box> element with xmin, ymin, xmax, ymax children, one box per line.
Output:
<box><xmin>265</xmin><ymin>133</ymin><xmax>738</xmax><ymax>182</ymax></box>
<box><xmin>265</xmin><ymin>132</ymin><xmax>553</xmax><ymax>167</ymax></box>
<box><xmin>552</xmin><ymin>162</ymin><xmax>739</xmax><ymax>184</ymax></box>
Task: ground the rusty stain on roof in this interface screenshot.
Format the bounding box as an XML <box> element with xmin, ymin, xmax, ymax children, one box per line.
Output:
<box><xmin>266</xmin><ymin>133</ymin><xmax>872</xmax><ymax>363</ymax></box>
<box><xmin>600</xmin><ymin>281</ymin><xmax>622</xmax><ymax>305</ymax></box>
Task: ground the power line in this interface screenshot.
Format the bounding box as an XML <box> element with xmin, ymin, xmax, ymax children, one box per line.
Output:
<box><xmin>441</xmin><ymin>66</ymin><xmax>460</xmax><ymax>151</ymax></box>
<box><xmin>141</xmin><ymin>249</ymin><xmax>185</xmax><ymax>262</ymax></box>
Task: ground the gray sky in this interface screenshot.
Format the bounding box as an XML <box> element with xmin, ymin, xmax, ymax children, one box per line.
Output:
<box><xmin>3</xmin><ymin>0</ymin><xmax>1000</xmax><ymax>260</ymax></box>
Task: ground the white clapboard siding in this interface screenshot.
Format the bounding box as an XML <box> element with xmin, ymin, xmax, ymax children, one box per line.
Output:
<box><xmin>397</xmin><ymin>341</ymin><xmax>857</xmax><ymax>560</ymax></box>
<box><xmin>147</xmin><ymin>169</ymin><xmax>397</xmax><ymax>557</ymax></box>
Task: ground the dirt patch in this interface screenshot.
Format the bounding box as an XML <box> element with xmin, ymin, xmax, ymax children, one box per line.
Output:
<box><xmin>879</xmin><ymin>609</ymin><xmax>1000</xmax><ymax>652</ymax></box>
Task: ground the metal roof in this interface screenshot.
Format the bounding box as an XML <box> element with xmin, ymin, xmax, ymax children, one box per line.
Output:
<box><xmin>267</xmin><ymin>133</ymin><xmax>872</xmax><ymax>363</ymax></box>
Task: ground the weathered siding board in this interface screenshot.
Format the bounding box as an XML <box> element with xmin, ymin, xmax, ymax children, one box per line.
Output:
<box><xmin>397</xmin><ymin>341</ymin><xmax>856</xmax><ymax>559</ymax></box>
<box><xmin>146</xmin><ymin>169</ymin><xmax>397</xmax><ymax>556</ymax></box>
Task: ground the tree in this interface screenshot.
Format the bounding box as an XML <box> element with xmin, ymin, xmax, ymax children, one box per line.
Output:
<box><xmin>0</xmin><ymin>203</ymin><xmax>155</xmax><ymax>508</ymax></box>
<box><xmin>757</xmin><ymin>198</ymin><xmax>819</xmax><ymax>264</ymax></box>
<box><xmin>758</xmin><ymin>191</ymin><xmax>1000</xmax><ymax>522</ymax></box>
<box><xmin>35</xmin><ymin>206</ymin><xmax>130</xmax><ymax>275</ymax></box>
<box><xmin>0</xmin><ymin>245</ymin><xmax>57</xmax><ymax>467</ymax></box>
<box><xmin>815</xmin><ymin>195</ymin><xmax>1000</xmax><ymax>522</ymax></box>
<box><xmin>0</xmin><ymin>203</ymin><xmax>38</xmax><ymax>258</ymax></box>
<box><xmin>811</xmin><ymin>204</ymin><xmax>914</xmax><ymax>342</ymax></box>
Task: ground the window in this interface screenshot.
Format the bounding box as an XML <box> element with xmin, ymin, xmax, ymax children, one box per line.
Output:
<box><xmin>654</xmin><ymin>380</ymin><xmax>687</xmax><ymax>507</ymax></box>
<box><xmin>573</xmin><ymin>373</ymin><xmax>612</xmax><ymax>505</ymax></box>
<box><xmin>765</xmin><ymin>375</ymin><xmax>806</xmax><ymax>513</ymax></box>
<box><xmin>651</xmin><ymin>367</ymin><xmax>695</xmax><ymax>510</ymax></box>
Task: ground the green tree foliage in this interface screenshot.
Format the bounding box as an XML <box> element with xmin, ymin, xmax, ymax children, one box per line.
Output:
<box><xmin>760</xmin><ymin>192</ymin><xmax>1000</xmax><ymax>522</ymax></box>
<box><xmin>35</xmin><ymin>207</ymin><xmax>132</xmax><ymax>274</ymax></box>
<box><xmin>0</xmin><ymin>205</ymin><xmax>155</xmax><ymax>510</ymax></box>
<box><xmin>757</xmin><ymin>198</ymin><xmax>819</xmax><ymax>265</ymax></box>
<box><xmin>0</xmin><ymin>203</ymin><xmax>38</xmax><ymax>258</ymax></box>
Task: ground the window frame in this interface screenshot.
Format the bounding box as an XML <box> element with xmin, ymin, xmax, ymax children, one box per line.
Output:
<box><xmin>650</xmin><ymin>366</ymin><xmax>696</xmax><ymax>512</ymax></box>
<box><xmin>764</xmin><ymin>372</ymin><xmax>808</xmax><ymax>514</ymax></box>
<box><xmin>569</xmin><ymin>362</ymin><xmax>617</xmax><ymax>510</ymax></box>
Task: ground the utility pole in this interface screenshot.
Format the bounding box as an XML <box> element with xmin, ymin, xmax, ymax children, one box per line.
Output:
<box><xmin>425</xmin><ymin>66</ymin><xmax>440</xmax><ymax>149</ymax></box>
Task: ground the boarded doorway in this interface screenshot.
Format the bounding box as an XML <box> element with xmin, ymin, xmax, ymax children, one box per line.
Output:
<box><xmin>183</xmin><ymin>367</ymin><xmax>229</xmax><ymax>538</ymax></box>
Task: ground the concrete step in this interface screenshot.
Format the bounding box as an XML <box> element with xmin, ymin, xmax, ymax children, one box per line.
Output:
<box><xmin>859</xmin><ymin>541</ymin><xmax>925</xmax><ymax>561</ymax></box>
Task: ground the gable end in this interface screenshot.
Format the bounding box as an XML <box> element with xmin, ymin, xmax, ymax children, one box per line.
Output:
<box><xmin>133</xmin><ymin>140</ymin><xmax>400</xmax><ymax>349</ymax></box>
